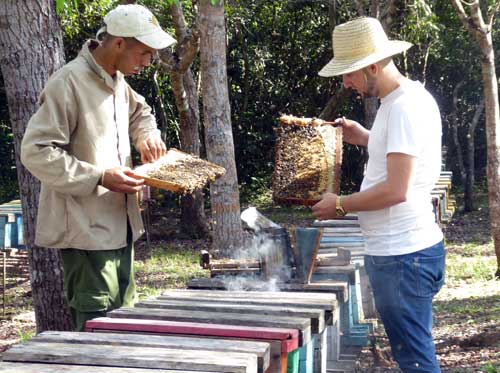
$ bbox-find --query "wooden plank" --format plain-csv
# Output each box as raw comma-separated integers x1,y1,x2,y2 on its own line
107,307,312,345
136,300,326,332
32,331,270,373
162,289,336,304
319,244,363,250
185,278,349,303
322,226,362,232
314,265,357,275
321,232,363,238
0,362,205,373
3,342,257,373
320,239,363,247
151,296,334,315
321,236,363,243
159,291,336,311
86,317,299,353
316,257,350,267
319,248,365,258
312,220,359,228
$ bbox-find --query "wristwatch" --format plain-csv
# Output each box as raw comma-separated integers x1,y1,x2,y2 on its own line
336,196,347,217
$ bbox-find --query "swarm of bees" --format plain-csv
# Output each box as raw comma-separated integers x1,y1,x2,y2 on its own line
147,158,224,193
272,114,342,205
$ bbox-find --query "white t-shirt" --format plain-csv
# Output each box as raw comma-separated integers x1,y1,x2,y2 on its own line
358,80,444,256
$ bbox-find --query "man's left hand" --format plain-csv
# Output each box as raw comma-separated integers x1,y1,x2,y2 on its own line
139,135,167,163
312,193,338,220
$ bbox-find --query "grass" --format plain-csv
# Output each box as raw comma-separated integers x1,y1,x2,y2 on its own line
480,363,500,373
445,244,498,282
17,329,33,343
134,243,208,301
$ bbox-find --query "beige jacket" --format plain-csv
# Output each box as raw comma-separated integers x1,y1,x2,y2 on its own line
21,40,161,250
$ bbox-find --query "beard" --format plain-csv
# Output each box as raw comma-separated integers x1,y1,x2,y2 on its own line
363,75,379,98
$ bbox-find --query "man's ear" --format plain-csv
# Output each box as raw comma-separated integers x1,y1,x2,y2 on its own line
367,63,378,76
112,37,126,52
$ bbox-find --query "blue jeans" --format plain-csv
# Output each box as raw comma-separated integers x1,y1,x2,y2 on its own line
365,241,445,372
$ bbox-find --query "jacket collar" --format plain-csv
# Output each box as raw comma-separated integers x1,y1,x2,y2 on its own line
79,40,124,91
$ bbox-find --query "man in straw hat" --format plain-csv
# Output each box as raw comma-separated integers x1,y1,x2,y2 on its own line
312,17,444,372
21,4,176,331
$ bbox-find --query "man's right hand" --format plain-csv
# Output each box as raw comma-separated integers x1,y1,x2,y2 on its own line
101,167,144,194
334,117,370,147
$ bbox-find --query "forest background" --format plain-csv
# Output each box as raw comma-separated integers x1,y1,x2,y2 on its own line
0,0,498,210
0,1,499,370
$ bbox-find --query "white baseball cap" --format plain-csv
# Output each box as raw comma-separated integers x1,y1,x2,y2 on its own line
96,4,176,50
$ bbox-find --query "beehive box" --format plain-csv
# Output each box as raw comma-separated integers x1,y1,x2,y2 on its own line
272,116,342,205
133,149,226,194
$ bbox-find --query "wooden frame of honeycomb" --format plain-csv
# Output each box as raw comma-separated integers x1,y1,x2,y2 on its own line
132,149,226,194
272,116,343,205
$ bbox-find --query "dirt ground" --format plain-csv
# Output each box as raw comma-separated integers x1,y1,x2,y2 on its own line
0,204,499,372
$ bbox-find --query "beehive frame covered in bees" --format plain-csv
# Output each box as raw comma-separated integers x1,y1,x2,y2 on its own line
133,149,225,194
272,115,343,205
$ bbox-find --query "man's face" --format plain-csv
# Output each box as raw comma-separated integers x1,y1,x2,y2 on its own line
342,67,379,98
116,38,156,76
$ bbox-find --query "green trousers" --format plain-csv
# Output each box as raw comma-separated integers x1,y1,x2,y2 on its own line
61,239,136,331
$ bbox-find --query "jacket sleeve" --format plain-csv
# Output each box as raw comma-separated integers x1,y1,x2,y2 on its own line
20,75,103,196
127,84,162,150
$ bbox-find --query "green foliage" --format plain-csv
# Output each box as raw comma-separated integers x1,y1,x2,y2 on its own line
1,0,498,208
226,1,346,194
0,121,18,204
18,329,34,342
480,363,500,373
59,0,115,45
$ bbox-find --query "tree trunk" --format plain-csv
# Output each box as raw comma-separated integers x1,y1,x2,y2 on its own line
177,70,208,238
464,100,484,212
169,3,208,238
199,0,243,256
328,0,336,33
0,0,73,331
450,81,467,190
479,38,500,278
450,0,500,277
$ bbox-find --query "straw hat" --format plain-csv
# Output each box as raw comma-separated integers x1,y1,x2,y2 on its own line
319,17,412,77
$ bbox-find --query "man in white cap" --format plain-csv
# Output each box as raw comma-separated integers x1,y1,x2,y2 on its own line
21,4,176,331
312,17,445,372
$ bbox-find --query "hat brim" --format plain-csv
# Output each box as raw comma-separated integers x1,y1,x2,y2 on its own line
318,40,412,77
136,29,177,50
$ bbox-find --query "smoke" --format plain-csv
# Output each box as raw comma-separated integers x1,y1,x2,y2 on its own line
219,219,293,291
221,274,281,292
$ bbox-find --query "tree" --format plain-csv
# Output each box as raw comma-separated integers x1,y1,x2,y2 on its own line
449,79,484,212
0,0,73,331
160,2,208,238
199,0,243,256
450,0,500,277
